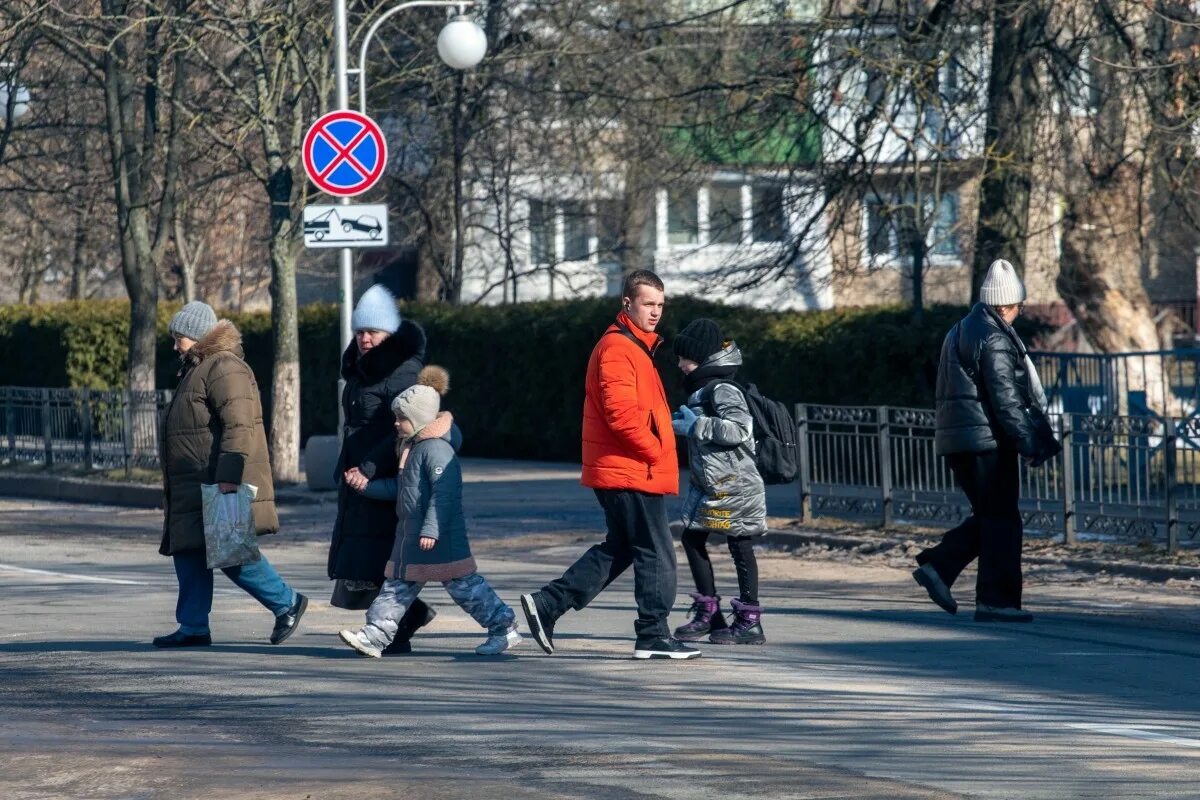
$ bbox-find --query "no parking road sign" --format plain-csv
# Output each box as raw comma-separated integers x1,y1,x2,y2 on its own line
303,110,388,197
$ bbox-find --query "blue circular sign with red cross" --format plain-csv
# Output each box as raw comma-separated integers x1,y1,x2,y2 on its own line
303,110,388,197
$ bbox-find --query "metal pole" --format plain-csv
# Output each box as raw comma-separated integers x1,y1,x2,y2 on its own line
335,0,353,439
878,405,893,528
1061,414,1076,544
356,1,476,114
1165,416,1179,554
795,403,811,523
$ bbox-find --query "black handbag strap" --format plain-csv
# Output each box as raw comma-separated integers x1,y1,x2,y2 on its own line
605,320,657,360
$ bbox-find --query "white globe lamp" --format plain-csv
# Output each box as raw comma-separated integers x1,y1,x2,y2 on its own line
437,16,487,70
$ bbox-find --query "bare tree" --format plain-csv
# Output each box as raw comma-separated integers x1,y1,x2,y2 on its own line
183,0,331,482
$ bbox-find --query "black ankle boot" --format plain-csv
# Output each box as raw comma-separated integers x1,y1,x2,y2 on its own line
709,599,765,645
384,599,437,654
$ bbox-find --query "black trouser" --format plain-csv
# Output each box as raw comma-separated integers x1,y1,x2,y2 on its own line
681,529,759,604
538,489,676,641
917,449,1024,608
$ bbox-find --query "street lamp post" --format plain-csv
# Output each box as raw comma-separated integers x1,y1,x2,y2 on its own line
331,0,485,361
321,0,484,463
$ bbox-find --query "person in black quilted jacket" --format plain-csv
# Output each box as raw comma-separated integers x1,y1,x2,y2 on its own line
912,260,1061,624
328,284,436,653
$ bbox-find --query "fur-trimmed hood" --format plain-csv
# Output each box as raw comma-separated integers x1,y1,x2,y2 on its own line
185,319,243,365
396,411,457,467
341,318,427,382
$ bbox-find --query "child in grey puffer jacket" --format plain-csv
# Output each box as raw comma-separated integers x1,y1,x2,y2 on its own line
339,377,521,657
670,319,767,646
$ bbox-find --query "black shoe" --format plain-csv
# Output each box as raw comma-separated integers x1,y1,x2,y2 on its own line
382,638,413,655
270,594,308,644
633,637,702,660
152,630,212,648
974,604,1033,623
913,563,958,615
391,598,438,645
521,592,555,655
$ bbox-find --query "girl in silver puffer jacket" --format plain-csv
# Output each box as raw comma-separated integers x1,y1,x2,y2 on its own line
670,319,768,645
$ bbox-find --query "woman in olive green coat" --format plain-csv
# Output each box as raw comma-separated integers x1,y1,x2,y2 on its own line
154,301,307,648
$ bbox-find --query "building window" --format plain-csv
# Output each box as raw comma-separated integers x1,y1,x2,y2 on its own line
864,191,960,261
529,199,552,265
561,201,590,261
865,196,892,257
708,183,744,245
667,189,698,246
751,183,786,243
1067,45,1103,114
929,194,959,256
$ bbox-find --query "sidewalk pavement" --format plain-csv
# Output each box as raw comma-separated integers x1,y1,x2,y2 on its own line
2,461,1198,584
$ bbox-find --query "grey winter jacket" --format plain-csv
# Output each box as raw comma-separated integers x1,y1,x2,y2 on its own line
379,412,476,583
679,344,768,538
934,303,1059,463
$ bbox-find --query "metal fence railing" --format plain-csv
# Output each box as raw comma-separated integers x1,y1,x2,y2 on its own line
796,404,1197,552
0,387,172,476
1030,349,1200,418
0,386,1191,551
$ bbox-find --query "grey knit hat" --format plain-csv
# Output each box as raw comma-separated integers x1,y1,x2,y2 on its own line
351,284,401,334
169,301,218,341
979,259,1026,306
391,384,440,430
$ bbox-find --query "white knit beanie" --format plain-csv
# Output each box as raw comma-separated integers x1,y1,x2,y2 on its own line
391,384,440,430
978,259,1026,306
351,284,401,334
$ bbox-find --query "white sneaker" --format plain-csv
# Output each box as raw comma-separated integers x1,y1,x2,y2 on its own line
339,629,383,658
475,628,522,655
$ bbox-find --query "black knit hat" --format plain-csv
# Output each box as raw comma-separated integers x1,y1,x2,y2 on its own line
673,318,723,364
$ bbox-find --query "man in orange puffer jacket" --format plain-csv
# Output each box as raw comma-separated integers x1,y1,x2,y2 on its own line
521,270,700,660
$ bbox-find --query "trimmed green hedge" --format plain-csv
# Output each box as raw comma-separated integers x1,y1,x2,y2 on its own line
0,298,1039,461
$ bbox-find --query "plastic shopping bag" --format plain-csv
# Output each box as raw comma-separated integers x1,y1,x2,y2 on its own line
201,482,261,570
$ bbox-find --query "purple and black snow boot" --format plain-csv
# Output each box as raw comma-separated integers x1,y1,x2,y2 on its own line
673,593,728,641
708,599,765,645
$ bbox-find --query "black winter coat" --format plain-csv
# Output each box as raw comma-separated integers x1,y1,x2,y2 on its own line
934,303,1058,463
327,319,426,580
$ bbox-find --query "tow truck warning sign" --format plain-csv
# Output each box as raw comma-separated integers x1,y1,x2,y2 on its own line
303,204,389,249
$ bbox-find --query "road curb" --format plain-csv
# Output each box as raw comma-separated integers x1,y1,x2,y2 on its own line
675,524,1200,585
0,472,336,509
0,474,163,509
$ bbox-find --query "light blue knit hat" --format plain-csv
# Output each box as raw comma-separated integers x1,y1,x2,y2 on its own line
351,284,401,334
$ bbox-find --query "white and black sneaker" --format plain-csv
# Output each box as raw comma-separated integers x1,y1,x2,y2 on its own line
521,592,555,655
633,637,702,660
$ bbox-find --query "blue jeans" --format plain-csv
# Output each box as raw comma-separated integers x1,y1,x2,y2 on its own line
173,550,297,635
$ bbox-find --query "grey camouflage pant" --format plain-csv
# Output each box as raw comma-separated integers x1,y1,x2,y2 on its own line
362,572,516,648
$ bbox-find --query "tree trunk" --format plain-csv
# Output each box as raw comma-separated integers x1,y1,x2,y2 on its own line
1055,3,1175,413
909,235,925,322
971,0,1046,299
69,201,88,300
267,166,301,484
100,7,159,398
620,160,656,278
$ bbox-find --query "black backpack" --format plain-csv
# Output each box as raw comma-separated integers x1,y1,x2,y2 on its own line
704,380,800,484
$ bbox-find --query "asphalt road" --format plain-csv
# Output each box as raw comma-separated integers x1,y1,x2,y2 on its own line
0,464,1198,799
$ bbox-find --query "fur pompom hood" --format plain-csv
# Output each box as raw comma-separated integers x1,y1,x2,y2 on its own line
417,365,450,396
